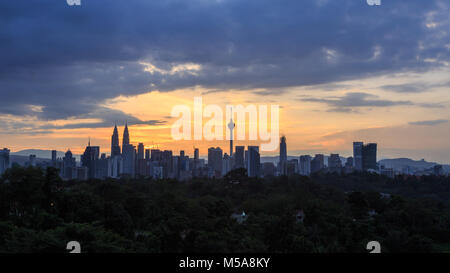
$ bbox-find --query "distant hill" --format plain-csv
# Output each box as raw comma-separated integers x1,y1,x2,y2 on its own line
11,149,80,160
261,155,347,166
11,149,65,159
378,158,450,173
9,155,51,166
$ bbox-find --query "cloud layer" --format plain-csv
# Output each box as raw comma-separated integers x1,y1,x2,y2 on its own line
0,0,449,130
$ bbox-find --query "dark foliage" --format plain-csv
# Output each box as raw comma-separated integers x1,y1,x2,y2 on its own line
0,166,449,253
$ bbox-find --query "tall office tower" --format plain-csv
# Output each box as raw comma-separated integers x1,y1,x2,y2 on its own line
345,157,353,167
108,155,123,178
122,122,130,147
180,150,185,157
208,147,223,177
227,114,235,157
362,143,377,170
222,153,231,176
63,149,76,179
287,159,298,176
137,144,147,177
310,154,325,173
280,136,287,162
137,143,144,160
194,148,199,160
111,124,121,156
161,150,173,178
51,150,57,164
353,142,363,171
247,146,260,177
234,146,245,169
328,154,342,173
279,136,288,176
244,150,248,170
145,149,150,160
299,155,311,176
81,142,100,179
96,153,109,179
344,157,354,174
0,148,10,175
122,144,136,178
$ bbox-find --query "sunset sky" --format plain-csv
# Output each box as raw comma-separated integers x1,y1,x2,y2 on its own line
0,0,449,163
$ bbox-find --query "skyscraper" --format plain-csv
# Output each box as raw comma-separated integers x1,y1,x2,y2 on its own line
227,114,235,157
311,154,324,173
328,154,342,173
299,155,311,176
280,136,287,162
247,146,260,177
137,143,144,160
208,147,223,177
81,142,100,179
122,122,130,147
63,149,76,179
122,144,136,177
279,136,287,175
354,142,377,171
194,148,199,160
353,142,363,171
51,150,57,163
234,146,245,169
0,148,10,175
362,143,377,171
111,123,121,156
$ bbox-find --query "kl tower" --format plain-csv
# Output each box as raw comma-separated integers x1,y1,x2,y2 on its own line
227,109,235,157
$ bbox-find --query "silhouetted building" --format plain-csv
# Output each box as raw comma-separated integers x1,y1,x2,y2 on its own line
362,143,377,171
111,124,121,157
122,144,136,178
287,159,298,176
311,154,324,173
247,146,260,177
96,153,109,179
122,122,130,147
208,147,223,178
81,142,100,179
299,155,311,176
63,150,76,179
137,143,144,160
353,142,363,171
222,153,231,176
108,155,123,178
0,148,10,175
279,136,287,175
328,154,342,174
234,146,245,169
344,157,354,174
51,150,57,166
380,165,394,178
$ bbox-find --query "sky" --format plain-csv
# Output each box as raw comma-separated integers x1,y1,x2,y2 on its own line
0,0,449,163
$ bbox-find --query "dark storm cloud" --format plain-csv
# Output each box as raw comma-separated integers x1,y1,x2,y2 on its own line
0,0,449,124
409,119,449,126
381,82,450,93
300,92,444,112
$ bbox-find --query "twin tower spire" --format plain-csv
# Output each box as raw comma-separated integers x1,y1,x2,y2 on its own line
111,122,129,157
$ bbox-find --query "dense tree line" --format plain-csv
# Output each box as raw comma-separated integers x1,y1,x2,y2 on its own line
0,166,449,253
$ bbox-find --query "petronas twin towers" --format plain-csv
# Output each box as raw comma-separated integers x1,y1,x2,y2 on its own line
111,122,130,157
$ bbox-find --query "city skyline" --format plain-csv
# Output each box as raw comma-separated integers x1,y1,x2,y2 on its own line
1,1,449,163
